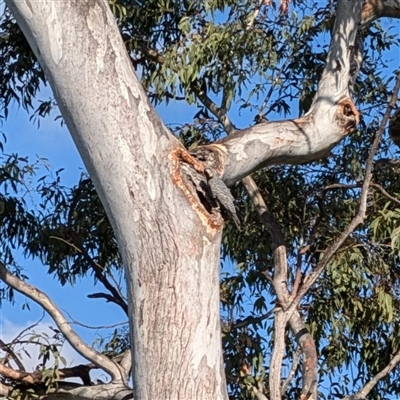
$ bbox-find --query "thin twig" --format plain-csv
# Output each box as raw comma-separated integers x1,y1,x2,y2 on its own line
49,236,128,314
269,310,289,400
62,308,128,330
323,183,360,191
232,307,281,329
370,182,400,207
291,265,302,298
1,313,45,371
246,3,260,30
137,43,236,133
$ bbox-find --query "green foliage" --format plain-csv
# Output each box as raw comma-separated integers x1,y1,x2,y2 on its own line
0,152,120,287
0,7,45,119
1,1,400,399
0,327,66,400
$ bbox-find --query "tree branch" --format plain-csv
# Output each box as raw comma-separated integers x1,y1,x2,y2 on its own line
253,384,270,400
191,79,236,134
0,339,25,371
0,262,126,384
137,43,236,134
0,363,96,386
114,349,132,378
50,236,128,314
187,45,319,397
0,364,42,385
4,380,132,400
231,308,280,329
370,182,400,207
341,347,400,400
243,174,318,399
63,308,128,330
361,0,400,24
269,310,287,400
281,346,301,393
286,71,400,317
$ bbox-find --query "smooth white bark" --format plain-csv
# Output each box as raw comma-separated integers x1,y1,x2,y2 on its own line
5,1,227,399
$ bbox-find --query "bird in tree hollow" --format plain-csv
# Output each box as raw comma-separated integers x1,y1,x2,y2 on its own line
204,168,241,229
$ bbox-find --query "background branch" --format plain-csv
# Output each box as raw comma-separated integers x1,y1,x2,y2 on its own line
286,71,400,316
50,236,128,314
0,262,126,384
341,348,400,400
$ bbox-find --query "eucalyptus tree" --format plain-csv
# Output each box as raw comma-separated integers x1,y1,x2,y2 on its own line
1,0,400,399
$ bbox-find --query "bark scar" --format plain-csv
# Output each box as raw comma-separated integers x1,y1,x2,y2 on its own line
168,147,223,231
336,97,360,132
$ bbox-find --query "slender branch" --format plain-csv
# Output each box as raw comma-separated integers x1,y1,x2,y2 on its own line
0,262,126,384
243,174,318,399
370,182,400,207
291,265,302,298
231,307,280,329
286,72,400,316
191,80,236,134
269,310,288,400
1,315,45,372
136,43,165,64
67,177,91,227
323,183,360,191
281,346,301,393
0,339,25,371
187,49,318,398
375,158,400,168
137,43,236,134
9,315,45,345
62,308,128,330
246,0,263,30
22,382,132,400
50,236,128,314
0,375,132,400
0,364,41,385
87,291,122,303
0,363,96,386
258,55,291,119
253,385,269,400
341,348,400,400
117,349,132,379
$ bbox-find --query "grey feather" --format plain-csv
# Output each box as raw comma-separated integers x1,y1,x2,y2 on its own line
204,168,241,229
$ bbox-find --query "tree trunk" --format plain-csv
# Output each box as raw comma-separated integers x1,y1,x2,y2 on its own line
4,1,228,398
